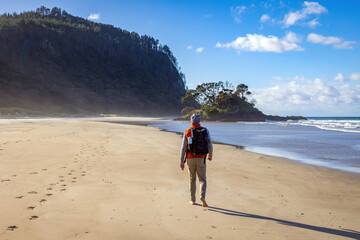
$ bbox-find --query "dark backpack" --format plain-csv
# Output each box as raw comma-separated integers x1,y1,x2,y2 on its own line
188,127,209,156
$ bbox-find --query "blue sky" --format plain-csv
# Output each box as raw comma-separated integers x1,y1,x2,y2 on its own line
1,0,360,116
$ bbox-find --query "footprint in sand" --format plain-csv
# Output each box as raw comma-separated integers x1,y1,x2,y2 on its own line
39,199,46,203
60,188,66,191
82,174,86,176
60,180,65,182
11,175,17,177
68,173,72,175
29,216,38,220
73,177,77,180
50,183,56,186
1,179,10,182
70,170,75,172
42,169,47,171
15,196,24,199
29,172,38,175
47,187,53,190
62,184,67,187
27,206,36,210
7,226,18,231
45,193,53,197
28,191,38,194
59,176,64,178
71,181,76,183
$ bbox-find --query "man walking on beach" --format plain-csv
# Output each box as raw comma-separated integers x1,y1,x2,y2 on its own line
180,114,213,207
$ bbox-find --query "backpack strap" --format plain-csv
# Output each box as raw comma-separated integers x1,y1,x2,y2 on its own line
190,127,195,137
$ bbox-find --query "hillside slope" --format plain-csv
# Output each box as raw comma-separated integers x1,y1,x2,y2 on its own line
0,7,186,115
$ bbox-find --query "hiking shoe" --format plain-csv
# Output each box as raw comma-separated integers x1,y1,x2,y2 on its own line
200,198,208,207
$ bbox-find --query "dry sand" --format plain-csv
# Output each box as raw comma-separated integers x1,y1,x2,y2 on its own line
0,118,359,240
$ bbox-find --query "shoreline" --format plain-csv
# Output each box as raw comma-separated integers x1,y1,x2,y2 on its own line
1,116,359,175
153,128,360,175
101,118,360,176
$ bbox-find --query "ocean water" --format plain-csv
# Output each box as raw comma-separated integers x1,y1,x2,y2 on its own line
150,117,360,174
1,116,359,174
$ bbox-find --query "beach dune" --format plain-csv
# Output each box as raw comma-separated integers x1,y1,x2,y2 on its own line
0,118,359,239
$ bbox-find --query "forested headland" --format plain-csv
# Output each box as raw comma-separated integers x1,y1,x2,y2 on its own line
0,6,186,116
179,81,306,122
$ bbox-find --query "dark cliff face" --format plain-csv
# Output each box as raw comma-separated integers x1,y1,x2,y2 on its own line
0,7,186,115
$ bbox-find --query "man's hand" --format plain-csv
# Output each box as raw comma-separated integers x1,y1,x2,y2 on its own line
207,157,212,161
180,162,185,170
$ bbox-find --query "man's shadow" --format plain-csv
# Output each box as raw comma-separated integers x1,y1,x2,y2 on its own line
194,204,360,239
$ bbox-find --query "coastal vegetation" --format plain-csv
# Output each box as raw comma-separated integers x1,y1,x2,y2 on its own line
181,81,257,117
180,81,306,122
0,6,186,115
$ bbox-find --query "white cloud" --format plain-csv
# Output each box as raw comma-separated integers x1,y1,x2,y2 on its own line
307,18,320,27
88,13,100,20
307,33,356,49
334,73,360,82
196,47,204,53
334,73,345,82
187,45,193,50
350,73,360,81
283,1,327,27
251,78,360,116
284,31,302,43
260,14,271,23
302,1,327,14
291,75,307,82
231,5,246,23
215,32,304,53
284,12,303,27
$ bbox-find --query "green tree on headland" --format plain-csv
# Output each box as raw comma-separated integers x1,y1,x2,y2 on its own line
181,81,259,119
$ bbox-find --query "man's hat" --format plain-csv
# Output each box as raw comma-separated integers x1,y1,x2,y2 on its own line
190,113,200,123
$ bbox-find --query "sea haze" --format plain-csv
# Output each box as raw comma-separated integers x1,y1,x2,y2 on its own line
150,117,360,174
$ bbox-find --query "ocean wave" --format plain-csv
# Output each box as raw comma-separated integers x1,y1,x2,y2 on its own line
245,118,360,133
295,119,360,133
352,145,360,152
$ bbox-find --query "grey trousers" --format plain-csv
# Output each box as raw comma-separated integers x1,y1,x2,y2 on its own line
187,157,207,202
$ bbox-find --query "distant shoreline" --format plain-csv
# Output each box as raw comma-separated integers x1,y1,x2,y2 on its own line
100,118,360,175
1,116,359,175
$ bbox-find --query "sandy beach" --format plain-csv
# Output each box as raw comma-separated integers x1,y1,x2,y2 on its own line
1,118,360,240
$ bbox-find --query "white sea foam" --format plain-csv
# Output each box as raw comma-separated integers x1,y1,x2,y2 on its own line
297,119,360,133
253,118,360,133
352,145,360,152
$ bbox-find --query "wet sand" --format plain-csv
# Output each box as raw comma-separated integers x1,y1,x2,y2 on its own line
1,118,360,239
